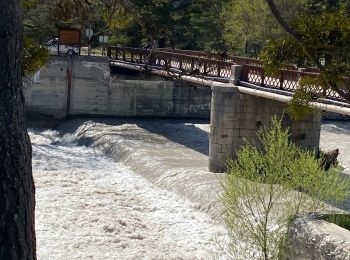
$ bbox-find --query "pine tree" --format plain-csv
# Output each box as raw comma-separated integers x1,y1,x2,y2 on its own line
0,1,36,259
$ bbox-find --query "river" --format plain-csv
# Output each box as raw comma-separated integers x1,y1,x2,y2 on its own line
31,119,350,259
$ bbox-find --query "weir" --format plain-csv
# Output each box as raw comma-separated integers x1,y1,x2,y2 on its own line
25,55,324,173
24,54,350,260
24,56,211,119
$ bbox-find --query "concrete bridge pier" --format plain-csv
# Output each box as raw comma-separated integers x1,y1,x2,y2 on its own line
209,84,322,173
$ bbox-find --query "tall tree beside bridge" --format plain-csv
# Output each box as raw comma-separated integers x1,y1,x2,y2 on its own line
263,0,350,104
222,0,302,56
0,0,36,259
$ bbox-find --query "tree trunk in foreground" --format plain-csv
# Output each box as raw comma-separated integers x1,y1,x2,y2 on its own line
0,1,36,259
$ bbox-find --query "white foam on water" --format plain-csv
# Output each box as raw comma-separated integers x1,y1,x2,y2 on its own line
30,119,350,259
30,129,229,260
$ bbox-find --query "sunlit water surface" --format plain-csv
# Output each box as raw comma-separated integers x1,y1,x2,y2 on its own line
31,119,350,259
30,129,229,260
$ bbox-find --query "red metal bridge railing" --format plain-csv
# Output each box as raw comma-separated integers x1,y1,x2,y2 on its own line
152,51,235,78
240,65,348,103
108,46,236,78
107,46,349,104
107,47,148,63
158,48,263,66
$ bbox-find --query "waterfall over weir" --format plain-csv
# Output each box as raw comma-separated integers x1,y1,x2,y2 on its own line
57,119,226,221
55,119,350,216
30,125,230,259
30,118,350,259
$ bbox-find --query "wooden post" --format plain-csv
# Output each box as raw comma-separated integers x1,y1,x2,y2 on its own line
66,57,73,118
107,46,111,58
280,71,284,90
217,63,222,77
261,69,265,87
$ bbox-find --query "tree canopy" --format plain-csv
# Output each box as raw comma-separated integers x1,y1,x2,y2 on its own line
222,0,302,56
262,0,350,106
23,0,231,51
23,0,49,75
23,0,350,105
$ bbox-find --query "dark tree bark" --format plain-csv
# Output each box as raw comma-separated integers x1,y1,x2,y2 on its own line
0,1,36,259
264,0,325,70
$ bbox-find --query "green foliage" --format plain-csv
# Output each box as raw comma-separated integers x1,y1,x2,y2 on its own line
259,38,308,74
24,11,56,44
22,0,50,75
293,5,350,73
104,8,133,30
287,88,314,121
261,0,350,108
23,0,298,54
23,0,38,10
23,36,49,75
222,116,350,259
120,0,229,51
260,1,350,118
50,0,92,22
286,76,327,120
322,214,350,231
222,0,302,56
187,0,230,51
50,0,228,51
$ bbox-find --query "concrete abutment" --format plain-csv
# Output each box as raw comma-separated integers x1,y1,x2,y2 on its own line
24,56,211,120
209,84,322,173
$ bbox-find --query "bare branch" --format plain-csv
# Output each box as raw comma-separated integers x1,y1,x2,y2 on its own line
265,0,350,102
264,0,301,43
119,0,156,41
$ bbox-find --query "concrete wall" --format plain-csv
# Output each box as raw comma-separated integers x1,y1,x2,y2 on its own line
24,56,211,119
209,84,322,172
287,216,350,260
24,57,68,118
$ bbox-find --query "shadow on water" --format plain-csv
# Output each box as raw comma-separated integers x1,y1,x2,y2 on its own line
58,118,210,156
135,120,209,156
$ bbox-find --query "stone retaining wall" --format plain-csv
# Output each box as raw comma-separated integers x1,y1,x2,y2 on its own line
24,56,211,119
288,216,350,260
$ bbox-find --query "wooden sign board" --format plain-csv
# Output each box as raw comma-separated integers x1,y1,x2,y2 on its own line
58,28,81,45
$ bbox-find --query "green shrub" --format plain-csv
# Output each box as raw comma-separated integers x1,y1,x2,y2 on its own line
23,35,49,75
222,116,350,260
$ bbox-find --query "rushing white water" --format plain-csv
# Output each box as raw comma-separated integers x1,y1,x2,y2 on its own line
31,119,350,259
58,119,226,221
30,129,229,260
55,119,350,218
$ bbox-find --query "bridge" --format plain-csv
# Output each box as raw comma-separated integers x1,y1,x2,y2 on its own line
24,48,350,172
107,46,350,108
107,47,350,172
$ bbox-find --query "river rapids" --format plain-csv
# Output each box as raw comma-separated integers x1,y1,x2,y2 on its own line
30,119,350,259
